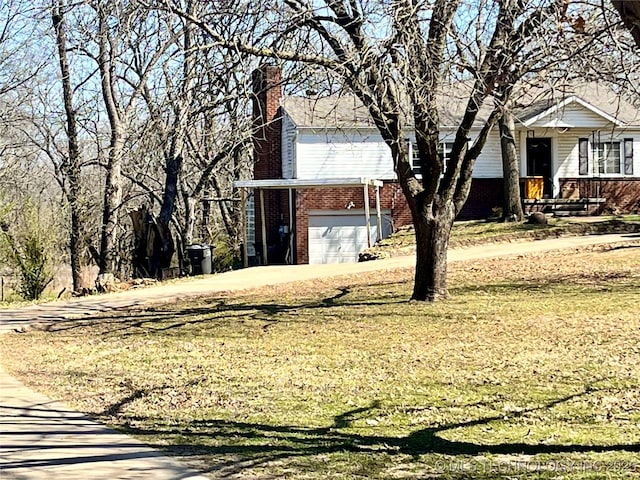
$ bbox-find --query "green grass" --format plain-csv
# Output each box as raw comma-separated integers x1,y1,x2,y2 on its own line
1,244,640,478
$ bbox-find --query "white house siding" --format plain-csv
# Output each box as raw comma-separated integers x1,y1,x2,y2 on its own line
473,132,503,178
555,128,640,178
556,129,593,178
281,113,297,179
534,103,611,128
295,129,395,179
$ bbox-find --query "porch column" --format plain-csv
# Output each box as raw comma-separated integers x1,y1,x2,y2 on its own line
288,188,294,264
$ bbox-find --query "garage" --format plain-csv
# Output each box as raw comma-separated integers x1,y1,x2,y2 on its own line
308,210,392,264
233,178,385,267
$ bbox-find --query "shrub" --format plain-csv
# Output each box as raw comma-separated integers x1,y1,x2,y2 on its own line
211,236,235,273
0,202,58,301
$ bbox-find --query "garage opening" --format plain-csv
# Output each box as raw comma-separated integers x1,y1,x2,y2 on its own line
308,210,392,264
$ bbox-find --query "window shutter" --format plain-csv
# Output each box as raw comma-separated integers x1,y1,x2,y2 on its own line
578,138,589,175
624,138,634,175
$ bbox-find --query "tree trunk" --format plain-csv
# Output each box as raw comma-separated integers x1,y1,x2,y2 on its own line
499,108,524,222
411,203,455,301
96,2,124,276
52,2,83,292
394,142,457,302
183,194,197,246
612,1,640,48
98,131,124,275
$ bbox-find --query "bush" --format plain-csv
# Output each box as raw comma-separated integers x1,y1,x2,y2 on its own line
0,202,58,301
211,236,236,273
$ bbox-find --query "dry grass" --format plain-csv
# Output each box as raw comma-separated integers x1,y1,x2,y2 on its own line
1,243,640,479
365,216,640,258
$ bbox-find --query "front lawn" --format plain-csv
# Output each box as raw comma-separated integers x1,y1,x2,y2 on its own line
363,216,640,259
1,243,639,479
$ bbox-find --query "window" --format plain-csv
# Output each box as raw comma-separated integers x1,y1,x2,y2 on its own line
411,141,454,175
594,141,621,175
579,137,634,176
578,138,589,175
624,138,634,175
245,195,255,256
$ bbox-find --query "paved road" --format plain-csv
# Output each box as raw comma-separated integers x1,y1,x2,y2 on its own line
0,232,638,479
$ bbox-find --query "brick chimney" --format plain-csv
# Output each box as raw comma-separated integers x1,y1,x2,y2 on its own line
251,65,288,263
252,65,282,180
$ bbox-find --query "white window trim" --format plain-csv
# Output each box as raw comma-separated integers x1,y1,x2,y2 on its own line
410,141,455,177
592,140,623,177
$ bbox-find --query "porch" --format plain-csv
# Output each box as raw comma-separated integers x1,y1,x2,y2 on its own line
523,197,607,216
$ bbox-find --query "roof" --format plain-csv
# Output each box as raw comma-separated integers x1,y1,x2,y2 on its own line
281,82,640,130
282,82,493,129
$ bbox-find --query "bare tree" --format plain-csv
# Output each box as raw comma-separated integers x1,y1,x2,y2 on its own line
157,0,575,300
126,3,254,274
612,1,640,48
51,0,83,291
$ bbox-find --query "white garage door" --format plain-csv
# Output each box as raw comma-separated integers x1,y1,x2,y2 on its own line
308,210,392,264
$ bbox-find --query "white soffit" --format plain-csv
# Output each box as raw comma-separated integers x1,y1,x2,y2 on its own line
234,177,384,189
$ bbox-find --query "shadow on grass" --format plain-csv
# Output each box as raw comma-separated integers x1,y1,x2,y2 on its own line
41,279,410,337
37,264,639,339
452,268,639,296
107,389,639,478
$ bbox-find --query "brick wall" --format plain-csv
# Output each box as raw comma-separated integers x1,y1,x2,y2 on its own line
560,178,640,213
294,182,412,264
458,178,505,220
252,65,288,261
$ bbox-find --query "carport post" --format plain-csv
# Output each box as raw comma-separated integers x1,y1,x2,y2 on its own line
259,189,268,265
363,183,372,247
288,188,294,264
240,187,248,268
375,184,382,241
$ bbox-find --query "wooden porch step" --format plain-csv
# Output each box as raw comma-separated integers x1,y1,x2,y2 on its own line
523,198,606,216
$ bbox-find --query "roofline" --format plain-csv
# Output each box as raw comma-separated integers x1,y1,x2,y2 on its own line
521,95,624,128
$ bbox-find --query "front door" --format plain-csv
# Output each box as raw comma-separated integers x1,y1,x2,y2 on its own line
526,137,553,198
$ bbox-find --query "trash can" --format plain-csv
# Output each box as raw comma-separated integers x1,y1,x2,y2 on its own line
186,244,212,275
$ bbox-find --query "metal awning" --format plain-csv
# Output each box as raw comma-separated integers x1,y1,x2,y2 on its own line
234,177,384,189
233,177,385,267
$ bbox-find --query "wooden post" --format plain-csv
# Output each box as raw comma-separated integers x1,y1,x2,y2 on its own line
240,188,248,268
288,188,294,264
363,183,372,248
259,189,268,265
375,184,382,241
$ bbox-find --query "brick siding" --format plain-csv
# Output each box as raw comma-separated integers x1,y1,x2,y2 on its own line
560,178,640,214
252,66,289,261
293,183,411,264
458,178,505,220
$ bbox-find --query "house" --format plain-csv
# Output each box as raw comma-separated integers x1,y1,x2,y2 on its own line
235,66,640,265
